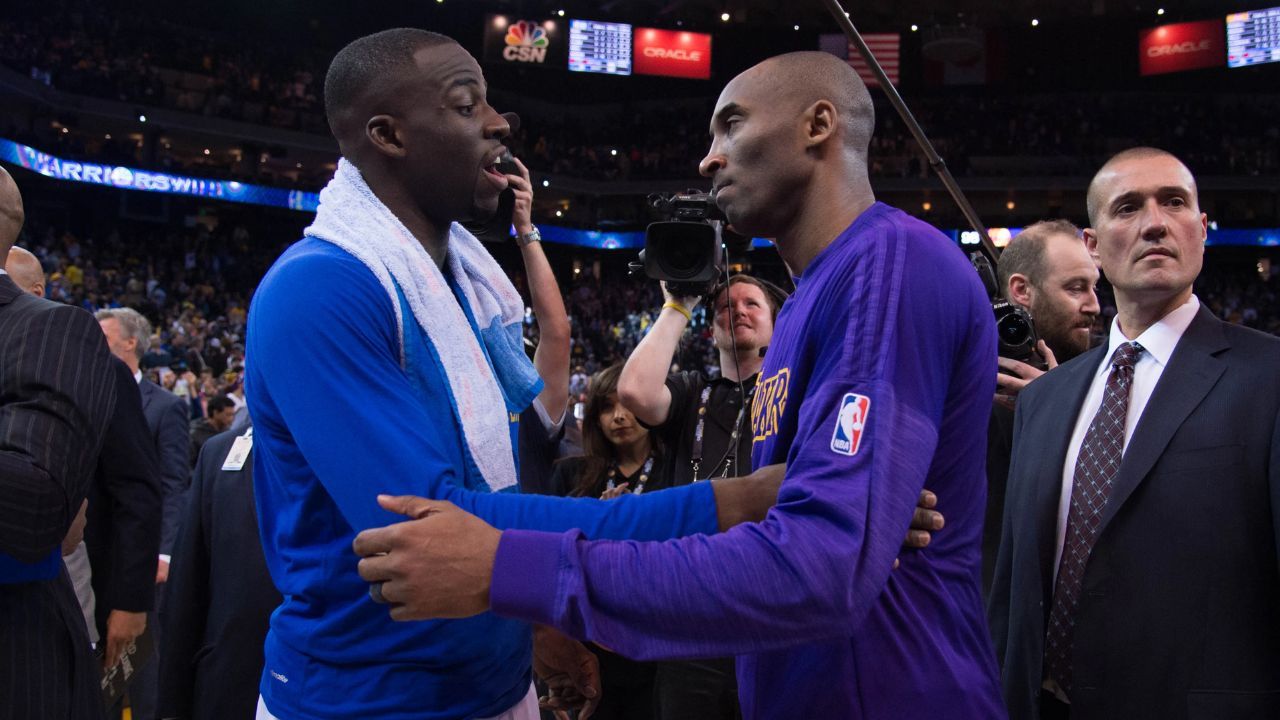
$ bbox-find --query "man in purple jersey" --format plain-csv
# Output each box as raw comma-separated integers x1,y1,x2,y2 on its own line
353,51,1007,719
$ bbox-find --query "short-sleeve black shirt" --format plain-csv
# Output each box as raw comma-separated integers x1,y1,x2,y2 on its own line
647,371,758,486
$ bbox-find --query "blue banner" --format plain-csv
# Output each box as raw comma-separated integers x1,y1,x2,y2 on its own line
3,138,1277,249
0,138,319,212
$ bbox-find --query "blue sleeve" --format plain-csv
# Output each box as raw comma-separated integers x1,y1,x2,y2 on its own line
489,239,959,659
248,247,716,541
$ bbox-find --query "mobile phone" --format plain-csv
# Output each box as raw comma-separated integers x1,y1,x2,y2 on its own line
495,150,519,176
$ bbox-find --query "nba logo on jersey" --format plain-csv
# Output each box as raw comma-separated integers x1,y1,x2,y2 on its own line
830,393,871,456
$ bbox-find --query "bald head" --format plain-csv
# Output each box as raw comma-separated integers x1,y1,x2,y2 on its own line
5,246,44,297
324,28,456,150
738,51,875,157
1086,147,1196,226
0,166,25,263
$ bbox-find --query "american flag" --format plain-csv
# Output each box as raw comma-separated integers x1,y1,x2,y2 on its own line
847,33,899,87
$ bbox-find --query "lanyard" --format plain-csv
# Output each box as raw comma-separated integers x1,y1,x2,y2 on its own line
607,455,655,495
690,382,754,481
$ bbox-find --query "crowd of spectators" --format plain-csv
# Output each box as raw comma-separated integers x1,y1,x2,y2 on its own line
4,0,1278,186
15,206,1279,425
15,213,275,419
1,3,330,134
12,205,731,414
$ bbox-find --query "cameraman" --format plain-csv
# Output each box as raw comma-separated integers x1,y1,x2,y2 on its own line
618,274,784,720
984,219,1099,594
620,275,784,484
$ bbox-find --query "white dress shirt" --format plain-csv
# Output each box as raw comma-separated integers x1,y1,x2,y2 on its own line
1052,295,1201,577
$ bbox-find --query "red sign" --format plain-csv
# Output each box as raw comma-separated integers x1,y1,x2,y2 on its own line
633,28,712,79
1138,19,1223,76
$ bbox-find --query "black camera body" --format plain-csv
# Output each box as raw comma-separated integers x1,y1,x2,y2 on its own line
969,251,1039,361
637,191,728,298
992,299,1039,362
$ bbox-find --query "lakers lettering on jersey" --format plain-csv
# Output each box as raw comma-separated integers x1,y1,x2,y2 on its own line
751,368,790,444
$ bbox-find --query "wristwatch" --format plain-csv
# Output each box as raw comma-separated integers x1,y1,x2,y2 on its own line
516,226,542,247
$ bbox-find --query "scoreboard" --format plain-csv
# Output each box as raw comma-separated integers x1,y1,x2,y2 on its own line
1228,7,1280,68
568,19,632,75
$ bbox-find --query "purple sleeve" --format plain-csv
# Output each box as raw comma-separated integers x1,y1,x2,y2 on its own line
490,375,942,659
489,221,974,659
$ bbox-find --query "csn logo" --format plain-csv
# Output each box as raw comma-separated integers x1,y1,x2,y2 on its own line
503,21,550,63
642,47,703,62
1147,40,1211,56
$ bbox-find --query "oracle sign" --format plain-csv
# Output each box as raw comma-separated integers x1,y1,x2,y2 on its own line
1138,19,1224,75
633,28,712,79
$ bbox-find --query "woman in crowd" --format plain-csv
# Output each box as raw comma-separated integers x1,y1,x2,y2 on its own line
549,363,671,719
550,363,671,501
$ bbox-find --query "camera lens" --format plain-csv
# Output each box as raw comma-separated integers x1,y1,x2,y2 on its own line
998,312,1031,345
661,239,707,278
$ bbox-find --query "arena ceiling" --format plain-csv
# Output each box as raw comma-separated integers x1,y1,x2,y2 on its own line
512,0,1251,31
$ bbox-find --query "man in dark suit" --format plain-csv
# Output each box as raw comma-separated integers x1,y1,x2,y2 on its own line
95,307,189,720
4,243,164,682
85,358,163,676
0,165,118,720
989,147,1280,720
158,423,282,720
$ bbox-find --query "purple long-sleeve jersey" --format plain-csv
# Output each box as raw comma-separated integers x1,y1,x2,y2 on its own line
492,203,1008,719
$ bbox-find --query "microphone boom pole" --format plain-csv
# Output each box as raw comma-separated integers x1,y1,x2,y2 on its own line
816,0,1001,267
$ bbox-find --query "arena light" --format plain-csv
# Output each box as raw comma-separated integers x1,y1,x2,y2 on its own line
720,12,730,22
138,114,147,123
1031,18,1040,27
1157,8,1165,15
910,24,919,32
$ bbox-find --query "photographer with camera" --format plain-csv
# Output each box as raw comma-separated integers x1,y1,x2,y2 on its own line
992,220,1101,412
619,275,785,486
983,220,1099,595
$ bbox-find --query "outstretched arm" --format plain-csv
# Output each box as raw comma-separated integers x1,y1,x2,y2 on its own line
616,283,701,426
248,250,719,545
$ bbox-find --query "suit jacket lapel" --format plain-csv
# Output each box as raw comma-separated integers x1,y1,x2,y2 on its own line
1033,345,1107,598
138,377,156,413
0,274,23,307
1099,307,1228,533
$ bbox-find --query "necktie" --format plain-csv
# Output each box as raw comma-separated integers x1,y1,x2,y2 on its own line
1044,341,1144,697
